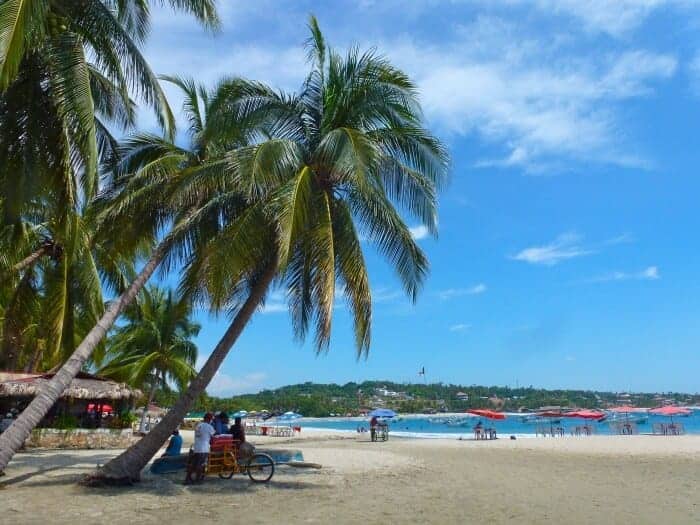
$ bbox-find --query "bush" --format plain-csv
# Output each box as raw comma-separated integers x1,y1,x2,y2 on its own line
53,414,78,429
119,411,138,426
107,411,138,429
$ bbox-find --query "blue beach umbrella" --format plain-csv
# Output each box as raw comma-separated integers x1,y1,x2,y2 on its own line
277,411,303,421
231,410,248,418
369,409,396,418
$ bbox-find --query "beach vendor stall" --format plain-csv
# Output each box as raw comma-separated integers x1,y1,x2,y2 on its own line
369,409,395,441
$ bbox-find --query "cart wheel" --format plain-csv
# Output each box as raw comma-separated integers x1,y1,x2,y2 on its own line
217,452,236,479
218,468,235,479
246,453,274,483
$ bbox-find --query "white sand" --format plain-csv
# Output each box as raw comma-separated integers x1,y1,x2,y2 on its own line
2,433,699,524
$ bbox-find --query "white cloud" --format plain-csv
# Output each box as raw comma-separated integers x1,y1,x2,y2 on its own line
527,0,676,37
373,287,403,303
449,323,470,332
512,232,592,265
259,290,287,314
385,22,677,172
587,265,660,283
641,266,660,279
260,302,287,314
207,371,268,396
409,225,430,240
438,283,487,300
140,3,681,171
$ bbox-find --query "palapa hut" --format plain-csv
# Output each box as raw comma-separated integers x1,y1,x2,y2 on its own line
0,371,141,429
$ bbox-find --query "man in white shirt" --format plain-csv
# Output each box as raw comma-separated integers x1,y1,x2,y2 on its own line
185,412,216,484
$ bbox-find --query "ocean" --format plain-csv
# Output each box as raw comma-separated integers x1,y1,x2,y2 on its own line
297,410,700,438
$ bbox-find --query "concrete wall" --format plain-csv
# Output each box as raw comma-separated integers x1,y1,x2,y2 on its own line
25,428,139,449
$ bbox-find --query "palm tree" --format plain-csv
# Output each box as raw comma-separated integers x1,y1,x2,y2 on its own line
91,16,449,483
0,70,256,471
0,0,219,472
98,286,199,432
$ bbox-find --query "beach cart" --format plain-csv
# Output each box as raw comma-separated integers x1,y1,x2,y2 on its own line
205,436,275,483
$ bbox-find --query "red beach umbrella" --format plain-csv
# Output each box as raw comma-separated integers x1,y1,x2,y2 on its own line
465,409,506,420
563,409,606,420
649,406,691,416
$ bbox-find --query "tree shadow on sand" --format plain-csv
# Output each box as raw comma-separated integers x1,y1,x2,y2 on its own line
1,451,122,488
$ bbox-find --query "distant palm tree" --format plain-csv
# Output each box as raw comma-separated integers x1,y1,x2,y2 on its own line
98,286,199,432
0,0,219,472
92,16,449,482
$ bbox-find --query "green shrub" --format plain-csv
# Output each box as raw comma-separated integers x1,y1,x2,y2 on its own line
53,414,78,429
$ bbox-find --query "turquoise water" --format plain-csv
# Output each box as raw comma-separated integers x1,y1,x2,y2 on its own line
300,411,700,438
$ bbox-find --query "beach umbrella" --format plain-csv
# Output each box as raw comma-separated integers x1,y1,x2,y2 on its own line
231,410,248,419
609,406,645,413
465,409,506,420
649,406,691,417
369,408,396,418
609,406,648,424
534,410,566,435
649,406,691,431
562,409,606,421
277,411,303,421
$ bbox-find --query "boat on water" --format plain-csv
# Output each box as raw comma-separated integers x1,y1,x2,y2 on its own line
427,416,474,427
605,414,648,425
519,414,561,424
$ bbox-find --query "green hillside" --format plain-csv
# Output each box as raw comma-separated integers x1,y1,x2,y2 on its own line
155,381,699,418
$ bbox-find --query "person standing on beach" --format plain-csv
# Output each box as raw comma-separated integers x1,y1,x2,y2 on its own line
370,416,378,442
213,412,229,435
229,417,246,442
185,412,216,484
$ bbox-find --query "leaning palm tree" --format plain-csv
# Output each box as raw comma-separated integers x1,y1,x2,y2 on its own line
98,286,199,432
91,16,449,483
0,70,257,471
0,0,219,472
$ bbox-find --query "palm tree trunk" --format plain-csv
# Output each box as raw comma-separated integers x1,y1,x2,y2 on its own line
12,246,48,273
0,244,167,473
87,259,277,484
138,383,158,434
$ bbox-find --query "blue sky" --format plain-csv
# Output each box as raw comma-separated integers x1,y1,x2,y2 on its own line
138,1,700,395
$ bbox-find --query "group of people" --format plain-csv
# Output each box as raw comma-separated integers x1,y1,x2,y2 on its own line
184,411,249,485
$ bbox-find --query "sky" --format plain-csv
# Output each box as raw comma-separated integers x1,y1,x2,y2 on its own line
137,0,700,395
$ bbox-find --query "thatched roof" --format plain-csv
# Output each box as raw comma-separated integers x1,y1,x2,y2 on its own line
0,371,142,400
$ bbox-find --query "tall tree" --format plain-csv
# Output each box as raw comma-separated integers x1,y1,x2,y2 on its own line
0,0,219,472
98,286,199,432
91,15,449,483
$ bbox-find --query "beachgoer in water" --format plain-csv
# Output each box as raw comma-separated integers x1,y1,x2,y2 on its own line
162,429,183,457
185,412,215,484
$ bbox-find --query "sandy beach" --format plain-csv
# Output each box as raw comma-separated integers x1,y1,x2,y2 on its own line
2,431,699,524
